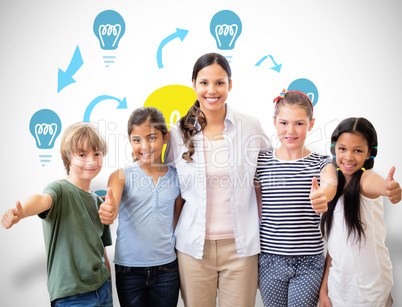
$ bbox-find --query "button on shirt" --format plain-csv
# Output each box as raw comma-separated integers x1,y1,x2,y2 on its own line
165,104,271,259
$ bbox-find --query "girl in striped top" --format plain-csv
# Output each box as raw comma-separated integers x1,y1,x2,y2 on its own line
255,90,337,307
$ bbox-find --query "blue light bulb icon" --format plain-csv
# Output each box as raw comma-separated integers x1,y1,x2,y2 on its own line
288,78,319,107
93,10,125,50
210,10,242,51
93,10,126,67
29,109,62,166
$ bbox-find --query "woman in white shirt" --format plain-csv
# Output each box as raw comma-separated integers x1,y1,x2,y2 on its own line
165,53,271,307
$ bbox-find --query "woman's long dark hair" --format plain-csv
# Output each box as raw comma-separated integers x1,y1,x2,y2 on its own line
179,53,232,162
321,117,378,244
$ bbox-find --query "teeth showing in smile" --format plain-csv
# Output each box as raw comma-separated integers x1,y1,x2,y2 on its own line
342,163,355,168
141,152,152,158
206,97,218,102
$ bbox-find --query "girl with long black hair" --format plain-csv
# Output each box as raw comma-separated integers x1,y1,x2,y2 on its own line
319,117,401,306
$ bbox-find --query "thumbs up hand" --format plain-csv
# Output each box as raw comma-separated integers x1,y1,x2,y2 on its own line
1,201,24,229
310,177,328,214
99,188,117,225
385,167,401,204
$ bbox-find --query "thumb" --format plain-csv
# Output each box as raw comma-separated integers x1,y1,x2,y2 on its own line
311,177,319,192
105,187,114,204
386,166,396,183
15,201,23,216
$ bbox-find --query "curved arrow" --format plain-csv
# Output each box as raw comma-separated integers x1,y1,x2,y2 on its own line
268,55,282,73
83,95,127,122
57,45,84,93
255,56,268,66
255,54,282,73
157,28,189,69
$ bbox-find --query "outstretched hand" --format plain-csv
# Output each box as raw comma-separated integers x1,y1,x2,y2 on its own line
1,201,24,229
385,167,401,204
319,294,332,307
310,177,328,214
98,188,117,225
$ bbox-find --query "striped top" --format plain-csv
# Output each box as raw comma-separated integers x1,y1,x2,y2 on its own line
255,150,331,256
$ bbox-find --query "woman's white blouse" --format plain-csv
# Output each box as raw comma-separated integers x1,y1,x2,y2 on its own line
165,104,271,259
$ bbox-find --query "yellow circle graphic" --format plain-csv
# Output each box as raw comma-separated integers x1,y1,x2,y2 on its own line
143,84,196,130
143,84,196,161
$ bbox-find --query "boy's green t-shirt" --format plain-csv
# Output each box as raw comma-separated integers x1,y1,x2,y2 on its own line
40,179,112,302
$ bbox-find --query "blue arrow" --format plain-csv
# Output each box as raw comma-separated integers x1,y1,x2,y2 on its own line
255,54,282,73
57,45,84,93
268,55,282,73
255,56,268,66
83,95,127,122
157,28,189,69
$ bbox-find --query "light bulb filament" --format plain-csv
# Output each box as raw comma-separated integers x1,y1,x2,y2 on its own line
34,123,58,146
308,93,315,104
98,24,122,48
215,24,238,48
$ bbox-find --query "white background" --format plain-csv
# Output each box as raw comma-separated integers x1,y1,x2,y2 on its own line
1,0,401,306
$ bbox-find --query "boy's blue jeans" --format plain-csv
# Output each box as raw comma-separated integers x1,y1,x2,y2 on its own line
51,278,112,307
115,258,180,307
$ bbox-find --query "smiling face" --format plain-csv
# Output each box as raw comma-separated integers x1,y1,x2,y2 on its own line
273,103,315,155
192,63,232,116
335,132,370,183
68,142,104,191
130,121,169,167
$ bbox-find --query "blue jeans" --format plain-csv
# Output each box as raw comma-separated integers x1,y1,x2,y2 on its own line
259,253,325,307
51,278,112,307
115,259,180,307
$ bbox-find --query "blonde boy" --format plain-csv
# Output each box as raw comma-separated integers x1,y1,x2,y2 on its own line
1,122,113,306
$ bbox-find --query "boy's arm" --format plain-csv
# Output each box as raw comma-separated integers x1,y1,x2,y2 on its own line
99,169,125,225
310,164,338,214
361,167,401,204
1,194,52,229
319,251,332,307
173,195,185,231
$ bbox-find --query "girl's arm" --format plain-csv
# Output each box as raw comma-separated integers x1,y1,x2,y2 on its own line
310,164,338,213
361,167,401,204
103,247,111,273
103,247,112,284
173,195,185,231
98,169,126,225
254,181,263,222
319,251,333,307
320,164,338,201
1,194,53,229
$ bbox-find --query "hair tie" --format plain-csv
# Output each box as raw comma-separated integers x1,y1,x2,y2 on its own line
273,89,314,111
336,168,340,171
332,155,336,158
373,146,378,149
273,89,287,105
330,144,335,147
370,156,375,159
361,167,366,172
